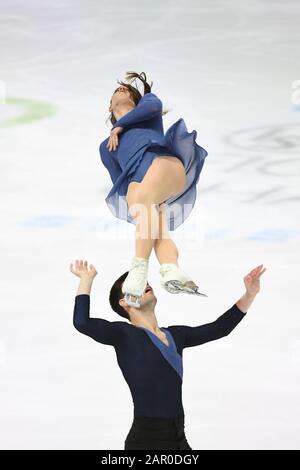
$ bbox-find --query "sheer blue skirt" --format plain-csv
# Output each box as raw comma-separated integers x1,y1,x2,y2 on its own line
103,118,208,231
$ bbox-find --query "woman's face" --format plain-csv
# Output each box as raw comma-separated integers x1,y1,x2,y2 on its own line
109,85,134,113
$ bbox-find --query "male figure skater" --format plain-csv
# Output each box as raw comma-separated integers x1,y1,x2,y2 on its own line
70,259,266,450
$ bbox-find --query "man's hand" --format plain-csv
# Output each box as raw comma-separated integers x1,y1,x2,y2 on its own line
243,264,267,295
70,259,98,296
106,126,123,152
235,264,267,313
70,259,97,280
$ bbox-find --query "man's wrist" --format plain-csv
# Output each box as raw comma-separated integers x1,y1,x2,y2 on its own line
245,290,257,299
245,289,257,297
236,290,257,313
77,276,94,295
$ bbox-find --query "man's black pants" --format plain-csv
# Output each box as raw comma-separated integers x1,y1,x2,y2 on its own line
124,415,192,450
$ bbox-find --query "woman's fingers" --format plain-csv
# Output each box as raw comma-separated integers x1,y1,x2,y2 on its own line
110,136,118,151
106,134,118,151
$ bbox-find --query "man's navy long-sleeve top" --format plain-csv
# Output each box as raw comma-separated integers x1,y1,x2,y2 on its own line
73,294,247,418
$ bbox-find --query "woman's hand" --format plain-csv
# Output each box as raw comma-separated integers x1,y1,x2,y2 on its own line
243,264,267,295
106,126,123,152
70,259,98,280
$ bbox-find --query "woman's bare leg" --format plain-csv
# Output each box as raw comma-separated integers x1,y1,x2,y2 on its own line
154,205,179,266
133,198,160,259
126,156,186,260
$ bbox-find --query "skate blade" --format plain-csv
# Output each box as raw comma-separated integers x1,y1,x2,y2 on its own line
124,293,142,308
165,280,208,297
162,282,181,294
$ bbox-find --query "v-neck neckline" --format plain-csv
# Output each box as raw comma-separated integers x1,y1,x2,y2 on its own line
131,324,170,348
130,324,183,380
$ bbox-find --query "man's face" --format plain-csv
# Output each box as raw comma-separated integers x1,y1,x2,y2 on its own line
143,282,155,299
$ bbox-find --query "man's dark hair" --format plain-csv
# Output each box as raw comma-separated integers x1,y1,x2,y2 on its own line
109,271,130,321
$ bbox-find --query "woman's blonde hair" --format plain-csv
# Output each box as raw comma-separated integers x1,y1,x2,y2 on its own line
106,71,169,126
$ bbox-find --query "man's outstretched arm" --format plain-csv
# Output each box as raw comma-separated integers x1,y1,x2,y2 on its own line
182,264,267,348
70,259,121,346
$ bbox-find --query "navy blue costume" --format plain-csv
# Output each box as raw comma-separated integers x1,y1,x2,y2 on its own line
73,294,247,419
99,92,208,230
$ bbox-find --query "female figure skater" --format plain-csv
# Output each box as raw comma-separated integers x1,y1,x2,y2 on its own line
99,71,208,308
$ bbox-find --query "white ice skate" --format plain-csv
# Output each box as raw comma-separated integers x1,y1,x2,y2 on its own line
159,263,208,297
122,256,149,308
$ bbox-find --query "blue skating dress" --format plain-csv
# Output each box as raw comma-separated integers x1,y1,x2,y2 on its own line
99,92,208,231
